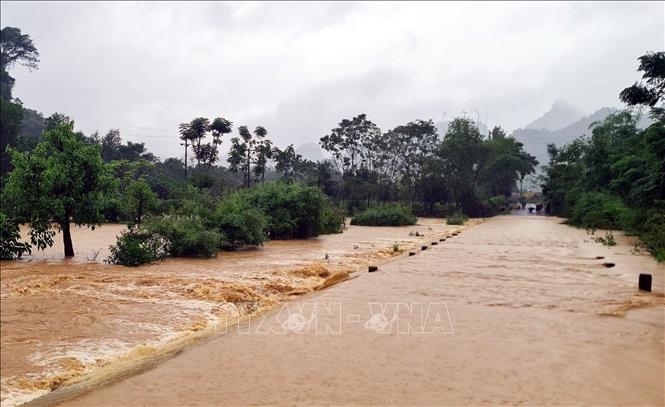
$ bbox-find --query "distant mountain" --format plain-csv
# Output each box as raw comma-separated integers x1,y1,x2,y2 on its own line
296,142,324,162
513,107,617,170
525,100,584,131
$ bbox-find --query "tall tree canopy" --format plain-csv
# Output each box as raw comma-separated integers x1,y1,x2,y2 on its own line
438,117,485,211
620,51,664,119
179,117,232,178
0,27,40,178
228,125,269,187
1,26,40,100
4,122,111,257
320,114,381,175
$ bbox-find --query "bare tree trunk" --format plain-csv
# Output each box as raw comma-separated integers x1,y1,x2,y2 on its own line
62,219,74,257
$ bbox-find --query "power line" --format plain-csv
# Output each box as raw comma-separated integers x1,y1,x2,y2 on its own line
73,116,175,133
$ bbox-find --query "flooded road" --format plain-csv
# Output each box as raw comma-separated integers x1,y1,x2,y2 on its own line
0,219,458,407
55,216,664,406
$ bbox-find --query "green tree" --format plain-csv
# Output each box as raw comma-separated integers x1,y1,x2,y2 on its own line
4,122,110,257
378,120,439,203
1,26,39,100
272,144,297,180
228,125,269,187
319,113,381,175
480,126,537,198
126,179,158,224
1,27,40,178
179,117,232,179
0,98,23,177
100,129,156,162
620,51,664,119
199,117,232,173
253,138,273,183
438,117,484,212
0,211,31,259
179,117,210,172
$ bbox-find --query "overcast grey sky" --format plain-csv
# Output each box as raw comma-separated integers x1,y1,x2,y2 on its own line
1,1,663,160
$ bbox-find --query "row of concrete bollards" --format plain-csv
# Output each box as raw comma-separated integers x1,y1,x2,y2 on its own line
369,230,462,272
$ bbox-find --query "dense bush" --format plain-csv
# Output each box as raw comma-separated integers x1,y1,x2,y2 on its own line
144,216,222,257
641,212,665,262
446,211,469,225
350,203,417,226
568,192,630,230
0,212,31,260
320,203,346,234
212,194,268,249
239,181,343,238
106,227,166,266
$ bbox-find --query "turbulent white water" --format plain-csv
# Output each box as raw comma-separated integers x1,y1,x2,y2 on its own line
1,220,457,407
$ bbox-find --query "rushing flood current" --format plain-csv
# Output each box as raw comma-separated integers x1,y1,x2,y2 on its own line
0,219,459,407
49,216,665,406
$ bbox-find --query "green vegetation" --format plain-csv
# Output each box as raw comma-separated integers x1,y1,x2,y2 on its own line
319,203,346,235
106,182,342,265
0,212,31,259
4,122,111,257
106,227,166,266
319,114,537,217
126,179,158,224
446,212,469,225
568,192,630,230
239,181,344,238
350,204,417,226
143,216,222,258
543,52,664,261
641,213,665,262
212,193,268,249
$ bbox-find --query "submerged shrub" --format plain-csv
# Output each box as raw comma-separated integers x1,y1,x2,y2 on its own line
446,211,469,225
350,203,417,226
320,203,346,234
238,181,342,239
144,216,222,257
106,227,166,266
0,212,31,260
213,194,268,249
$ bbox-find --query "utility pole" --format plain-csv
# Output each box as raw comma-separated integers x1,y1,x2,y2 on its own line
181,140,188,179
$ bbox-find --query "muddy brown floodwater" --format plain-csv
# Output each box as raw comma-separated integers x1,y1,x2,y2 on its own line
54,216,664,406
0,219,460,407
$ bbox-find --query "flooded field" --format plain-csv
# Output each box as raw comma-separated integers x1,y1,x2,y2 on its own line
0,219,461,407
